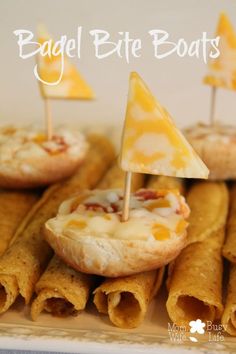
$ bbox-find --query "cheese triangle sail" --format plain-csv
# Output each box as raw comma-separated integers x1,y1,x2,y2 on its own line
37,25,94,99
119,72,209,178
204,13,236,90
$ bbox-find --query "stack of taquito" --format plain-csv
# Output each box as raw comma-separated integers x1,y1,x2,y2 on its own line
0,135,115,314
0,190,39,256
166,182,229,326
31,167,181,327
222,184,236,335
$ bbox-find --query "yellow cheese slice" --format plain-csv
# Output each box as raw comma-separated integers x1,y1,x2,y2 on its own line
204,13,236,90
119,72,209,178
37,25,94,99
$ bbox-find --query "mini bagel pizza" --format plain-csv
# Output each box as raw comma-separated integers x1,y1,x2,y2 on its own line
184,123,236,180
0,125,88,188
44,188,190,277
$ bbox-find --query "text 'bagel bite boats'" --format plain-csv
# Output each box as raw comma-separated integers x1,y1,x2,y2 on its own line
44,72,209,277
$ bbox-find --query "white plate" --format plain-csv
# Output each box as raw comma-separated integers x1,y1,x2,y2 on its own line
0,287,235,354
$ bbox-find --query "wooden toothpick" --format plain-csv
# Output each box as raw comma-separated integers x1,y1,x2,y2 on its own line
44,98,53,140
209,86,217,125
122,171,132,222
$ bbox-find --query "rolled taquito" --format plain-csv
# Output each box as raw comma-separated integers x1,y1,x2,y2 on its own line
185,182,228,246
31,162,144,320
94,267,164,329
93,176,166,329
0,135,115,314
0,190,39,255
148,175,185,195
221,264,236,336
166,182,228,327
223,184,236,263
221,184,236,335
31,256,94,319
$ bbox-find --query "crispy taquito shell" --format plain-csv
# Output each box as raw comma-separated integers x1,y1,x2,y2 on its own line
94,267,164,329
221,184,236,335
148,176,185,195
0,190,39,255
31,256,95,320
0,135,114,314
185,182,228,246
221,264,236,336
223,184,236,263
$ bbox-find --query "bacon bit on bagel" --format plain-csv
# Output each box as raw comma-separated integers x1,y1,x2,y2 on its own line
135,189,158,201
84,202,118,213
42,135,69,155
84,203,108,212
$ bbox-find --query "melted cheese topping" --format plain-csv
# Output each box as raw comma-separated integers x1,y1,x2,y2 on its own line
0,125,88,163
50,188,190,242
119,72,209,179
38,26,94,99
204,13,236,90
184,122,236,144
